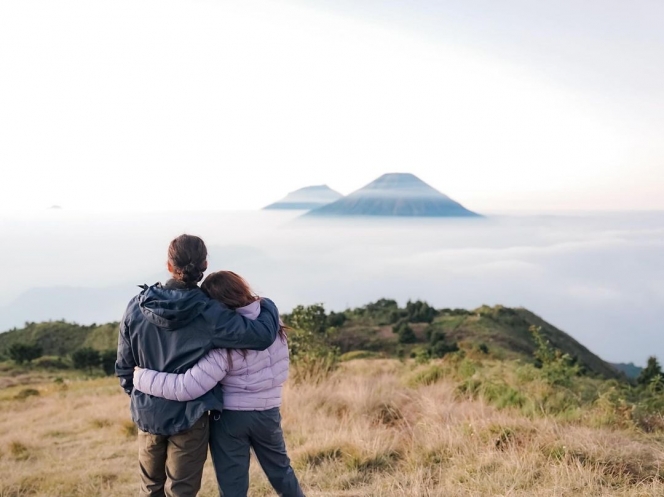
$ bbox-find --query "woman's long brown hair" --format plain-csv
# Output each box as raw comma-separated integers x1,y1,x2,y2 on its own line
201,270,259,310
201,271,287,366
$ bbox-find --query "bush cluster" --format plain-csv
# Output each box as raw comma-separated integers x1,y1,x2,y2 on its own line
283,304,340,383
427,329,459,358
8,343,43,364
392,322,417,344
71,348,116,375
530,325,580,387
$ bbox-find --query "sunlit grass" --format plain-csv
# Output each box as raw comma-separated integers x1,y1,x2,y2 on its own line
1,359,663,496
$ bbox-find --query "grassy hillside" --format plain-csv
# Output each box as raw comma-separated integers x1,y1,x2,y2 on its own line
1,359,663,496
322,301,623,380
0,300,623,382
1,297,663,495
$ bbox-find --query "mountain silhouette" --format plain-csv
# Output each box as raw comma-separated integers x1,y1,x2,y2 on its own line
263,185,343,210
305,173,479,217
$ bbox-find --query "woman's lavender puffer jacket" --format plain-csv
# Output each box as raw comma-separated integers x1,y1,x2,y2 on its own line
133,300,289,411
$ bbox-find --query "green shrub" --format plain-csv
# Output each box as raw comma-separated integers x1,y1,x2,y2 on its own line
410,365,446,386
8,343,43,364
388,310,405,324
287,312,339,383
290,346,337,384
457,377,527,410
637,356,663,389
427,329,458,358
411,346,431,364
393,322,416,344
349,299,401,325
327,311,347,328
488,384,527,409
72,347,101,372
531,326,579,387
457,358,477,379
283,304,328,334
100,350,117,376
405,300,437,323
631,378,664,431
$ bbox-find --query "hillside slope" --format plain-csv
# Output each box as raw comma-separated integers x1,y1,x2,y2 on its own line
327,302,623,381
0,301,621,381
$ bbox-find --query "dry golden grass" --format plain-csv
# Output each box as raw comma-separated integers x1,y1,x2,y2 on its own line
1,360,663,496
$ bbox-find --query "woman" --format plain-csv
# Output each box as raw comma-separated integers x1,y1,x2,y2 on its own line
133,271,305,497
116,235,281,497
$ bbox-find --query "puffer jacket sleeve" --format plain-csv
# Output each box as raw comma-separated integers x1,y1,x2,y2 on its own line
133,349,229,402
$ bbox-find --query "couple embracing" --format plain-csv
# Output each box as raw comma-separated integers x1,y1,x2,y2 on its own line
115,234,304,497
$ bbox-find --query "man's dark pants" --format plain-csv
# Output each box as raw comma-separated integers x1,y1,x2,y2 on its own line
138,415,209,497
209,408,304,497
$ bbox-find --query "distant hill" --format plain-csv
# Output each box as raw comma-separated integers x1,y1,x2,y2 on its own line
0,321,119,358
263,185,343,210
304,173,480,217
0,285,138,332
610,362,643,379
323,301,623,381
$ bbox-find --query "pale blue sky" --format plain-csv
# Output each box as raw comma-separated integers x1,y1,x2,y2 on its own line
1,0,662,213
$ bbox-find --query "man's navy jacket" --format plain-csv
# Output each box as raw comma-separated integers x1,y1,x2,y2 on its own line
115,280,280,436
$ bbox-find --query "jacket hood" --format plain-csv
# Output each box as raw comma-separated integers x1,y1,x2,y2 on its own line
138,283,209,330
236,300,261,320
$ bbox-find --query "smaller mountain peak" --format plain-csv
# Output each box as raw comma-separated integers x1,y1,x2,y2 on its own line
263,184,343,211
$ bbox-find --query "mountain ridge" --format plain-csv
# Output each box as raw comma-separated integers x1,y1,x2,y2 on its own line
305,173,480,217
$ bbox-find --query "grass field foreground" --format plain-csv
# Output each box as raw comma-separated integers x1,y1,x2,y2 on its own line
1,359,663,496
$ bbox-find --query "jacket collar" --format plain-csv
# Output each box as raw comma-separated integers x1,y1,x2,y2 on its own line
163,278,198,290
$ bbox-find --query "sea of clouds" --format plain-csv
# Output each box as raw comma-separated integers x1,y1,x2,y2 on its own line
0,209,662,365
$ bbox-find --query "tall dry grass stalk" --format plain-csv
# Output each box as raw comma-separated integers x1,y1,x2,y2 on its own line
0,360,663,496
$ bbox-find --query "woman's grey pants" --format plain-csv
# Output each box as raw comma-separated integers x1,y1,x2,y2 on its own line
209,408,305,497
